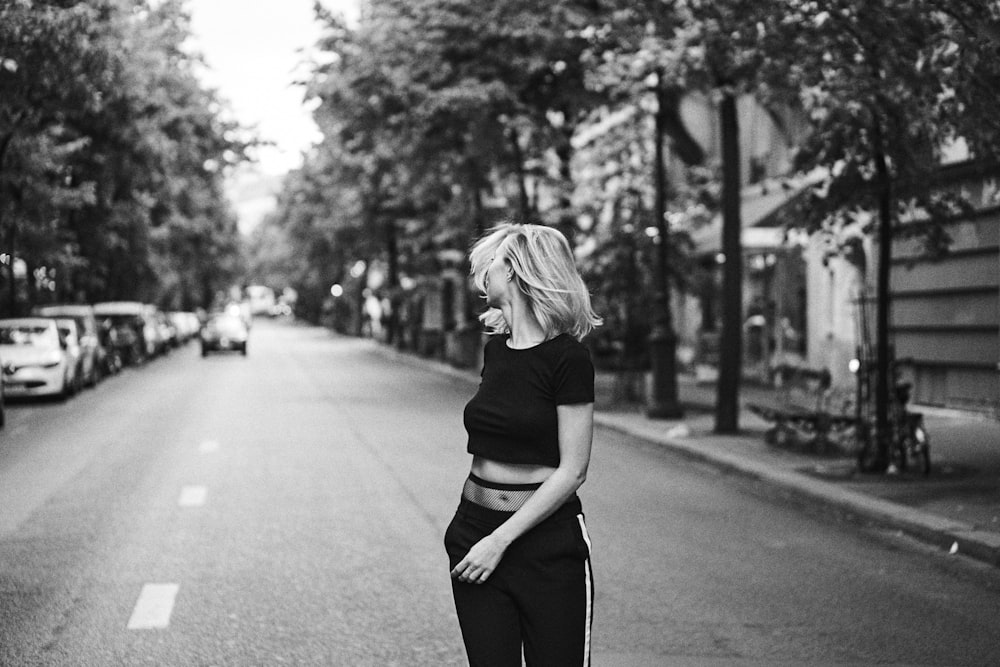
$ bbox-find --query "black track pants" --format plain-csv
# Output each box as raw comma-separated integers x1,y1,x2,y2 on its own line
444,495,594,667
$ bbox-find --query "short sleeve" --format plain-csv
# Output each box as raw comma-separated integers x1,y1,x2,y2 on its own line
553,343,595,405
480,335,500,377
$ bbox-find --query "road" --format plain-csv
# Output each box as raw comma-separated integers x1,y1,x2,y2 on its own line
1,319,998,666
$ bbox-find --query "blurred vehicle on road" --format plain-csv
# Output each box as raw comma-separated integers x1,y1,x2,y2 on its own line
33,304,103,387
151,308,176,353
0,318,76,399
200,312,248,356
246,285,276,317
222,301,252,329
0,350,5,427
96,319,123,376
169,311,200,344
94,301,154,366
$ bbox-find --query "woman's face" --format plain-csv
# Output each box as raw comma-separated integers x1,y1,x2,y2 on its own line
484,253,511,308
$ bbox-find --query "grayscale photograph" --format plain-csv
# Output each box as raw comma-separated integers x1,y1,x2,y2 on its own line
1,1,999,665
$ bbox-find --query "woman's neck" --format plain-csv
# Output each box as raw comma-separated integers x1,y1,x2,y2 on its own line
502,300,547,349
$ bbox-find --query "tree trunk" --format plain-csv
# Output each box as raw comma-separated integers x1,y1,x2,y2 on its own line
24,259,37,311
467,156,486,237
0,134,15,317
715,92,743,434
384,217,399,345
646,76,683,419
870,117,893,472
554,124,577,243
507,126,531,222
5,220,17,317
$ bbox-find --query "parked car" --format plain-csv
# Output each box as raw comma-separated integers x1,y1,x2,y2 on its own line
0,318,76,399
0,350,5,427
169,311,200,344
200,312,248,356
33,304,103,387
53,318,85,395
152,308,176,352
94,301,155,366
95,317,123,376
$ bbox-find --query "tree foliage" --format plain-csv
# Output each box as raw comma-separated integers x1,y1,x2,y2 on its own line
249,0,609,331
761,0,1000,237
0,0,249,314
746,0,1000,467
242,0,1000,413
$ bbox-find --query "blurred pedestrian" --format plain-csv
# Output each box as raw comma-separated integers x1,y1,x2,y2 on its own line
444,222,602,666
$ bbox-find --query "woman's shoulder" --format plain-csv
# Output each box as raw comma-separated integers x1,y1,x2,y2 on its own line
484,334,507,350
545,333,593,361
482,334,507,359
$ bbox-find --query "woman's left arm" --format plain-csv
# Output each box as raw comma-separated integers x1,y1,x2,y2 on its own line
451,403,594,584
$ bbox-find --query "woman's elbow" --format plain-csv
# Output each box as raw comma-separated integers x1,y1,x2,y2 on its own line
564,464,588,488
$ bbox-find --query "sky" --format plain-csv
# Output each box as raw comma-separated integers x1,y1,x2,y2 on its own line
186,0,359,232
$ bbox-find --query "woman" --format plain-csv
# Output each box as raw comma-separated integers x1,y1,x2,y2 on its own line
444,222,602,666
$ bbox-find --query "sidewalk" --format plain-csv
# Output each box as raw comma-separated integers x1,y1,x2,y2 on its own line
595,374,1000,569
374,342,1000,569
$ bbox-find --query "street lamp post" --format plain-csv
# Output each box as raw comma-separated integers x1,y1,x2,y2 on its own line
646,72,683,420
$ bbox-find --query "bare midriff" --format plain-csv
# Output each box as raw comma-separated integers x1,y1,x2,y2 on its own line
470,456,556,485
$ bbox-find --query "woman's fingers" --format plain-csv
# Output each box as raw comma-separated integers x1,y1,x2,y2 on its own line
451,561,491,584
452,536,506,584
465,569,490,584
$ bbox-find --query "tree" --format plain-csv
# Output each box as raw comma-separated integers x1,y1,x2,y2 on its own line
0,0,249,314
0,0,112,313
249,154,359,326
282,0,607,346
666,0,790,433
584,0,779,428
81,0,249,307
757,0,1000,469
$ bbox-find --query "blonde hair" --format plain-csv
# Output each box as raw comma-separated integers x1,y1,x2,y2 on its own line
469,222,602,340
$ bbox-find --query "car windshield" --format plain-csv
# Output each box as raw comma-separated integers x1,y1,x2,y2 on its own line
104,315,142,328
0,325,57,346
209,316,245,332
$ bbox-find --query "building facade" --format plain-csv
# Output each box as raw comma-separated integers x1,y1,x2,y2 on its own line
888,162,1000,414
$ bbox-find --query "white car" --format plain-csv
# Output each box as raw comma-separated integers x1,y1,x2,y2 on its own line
0,318,76,399
200,313,249,356
0,349,5,428
53,318,85,394
33,304,104,387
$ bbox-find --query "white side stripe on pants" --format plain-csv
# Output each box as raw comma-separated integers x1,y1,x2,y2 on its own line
577,514,593,666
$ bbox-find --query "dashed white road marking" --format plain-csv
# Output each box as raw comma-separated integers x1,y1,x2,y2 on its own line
178,485,207,507
127,583,179,630
199,439,219,453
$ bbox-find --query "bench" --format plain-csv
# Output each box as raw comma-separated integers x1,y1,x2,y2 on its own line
748,364,856,454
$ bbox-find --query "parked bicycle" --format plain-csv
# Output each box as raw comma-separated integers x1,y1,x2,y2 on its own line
851,356,931,476
887,371,931,475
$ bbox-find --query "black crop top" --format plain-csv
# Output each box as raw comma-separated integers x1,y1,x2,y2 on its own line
463,333,595,467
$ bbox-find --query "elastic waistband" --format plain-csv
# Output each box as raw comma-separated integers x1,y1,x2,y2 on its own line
468,472,542,491
456,493,582,527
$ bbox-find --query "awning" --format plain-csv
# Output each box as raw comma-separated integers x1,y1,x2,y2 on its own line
690,170,825,254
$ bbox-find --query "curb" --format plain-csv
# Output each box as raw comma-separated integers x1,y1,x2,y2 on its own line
594,415,1000,569
369,341,1000,569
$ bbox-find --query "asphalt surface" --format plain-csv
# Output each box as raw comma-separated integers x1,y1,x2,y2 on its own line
2,319,999,666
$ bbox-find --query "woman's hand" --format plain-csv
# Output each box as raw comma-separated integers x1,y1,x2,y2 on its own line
451,533,509,584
